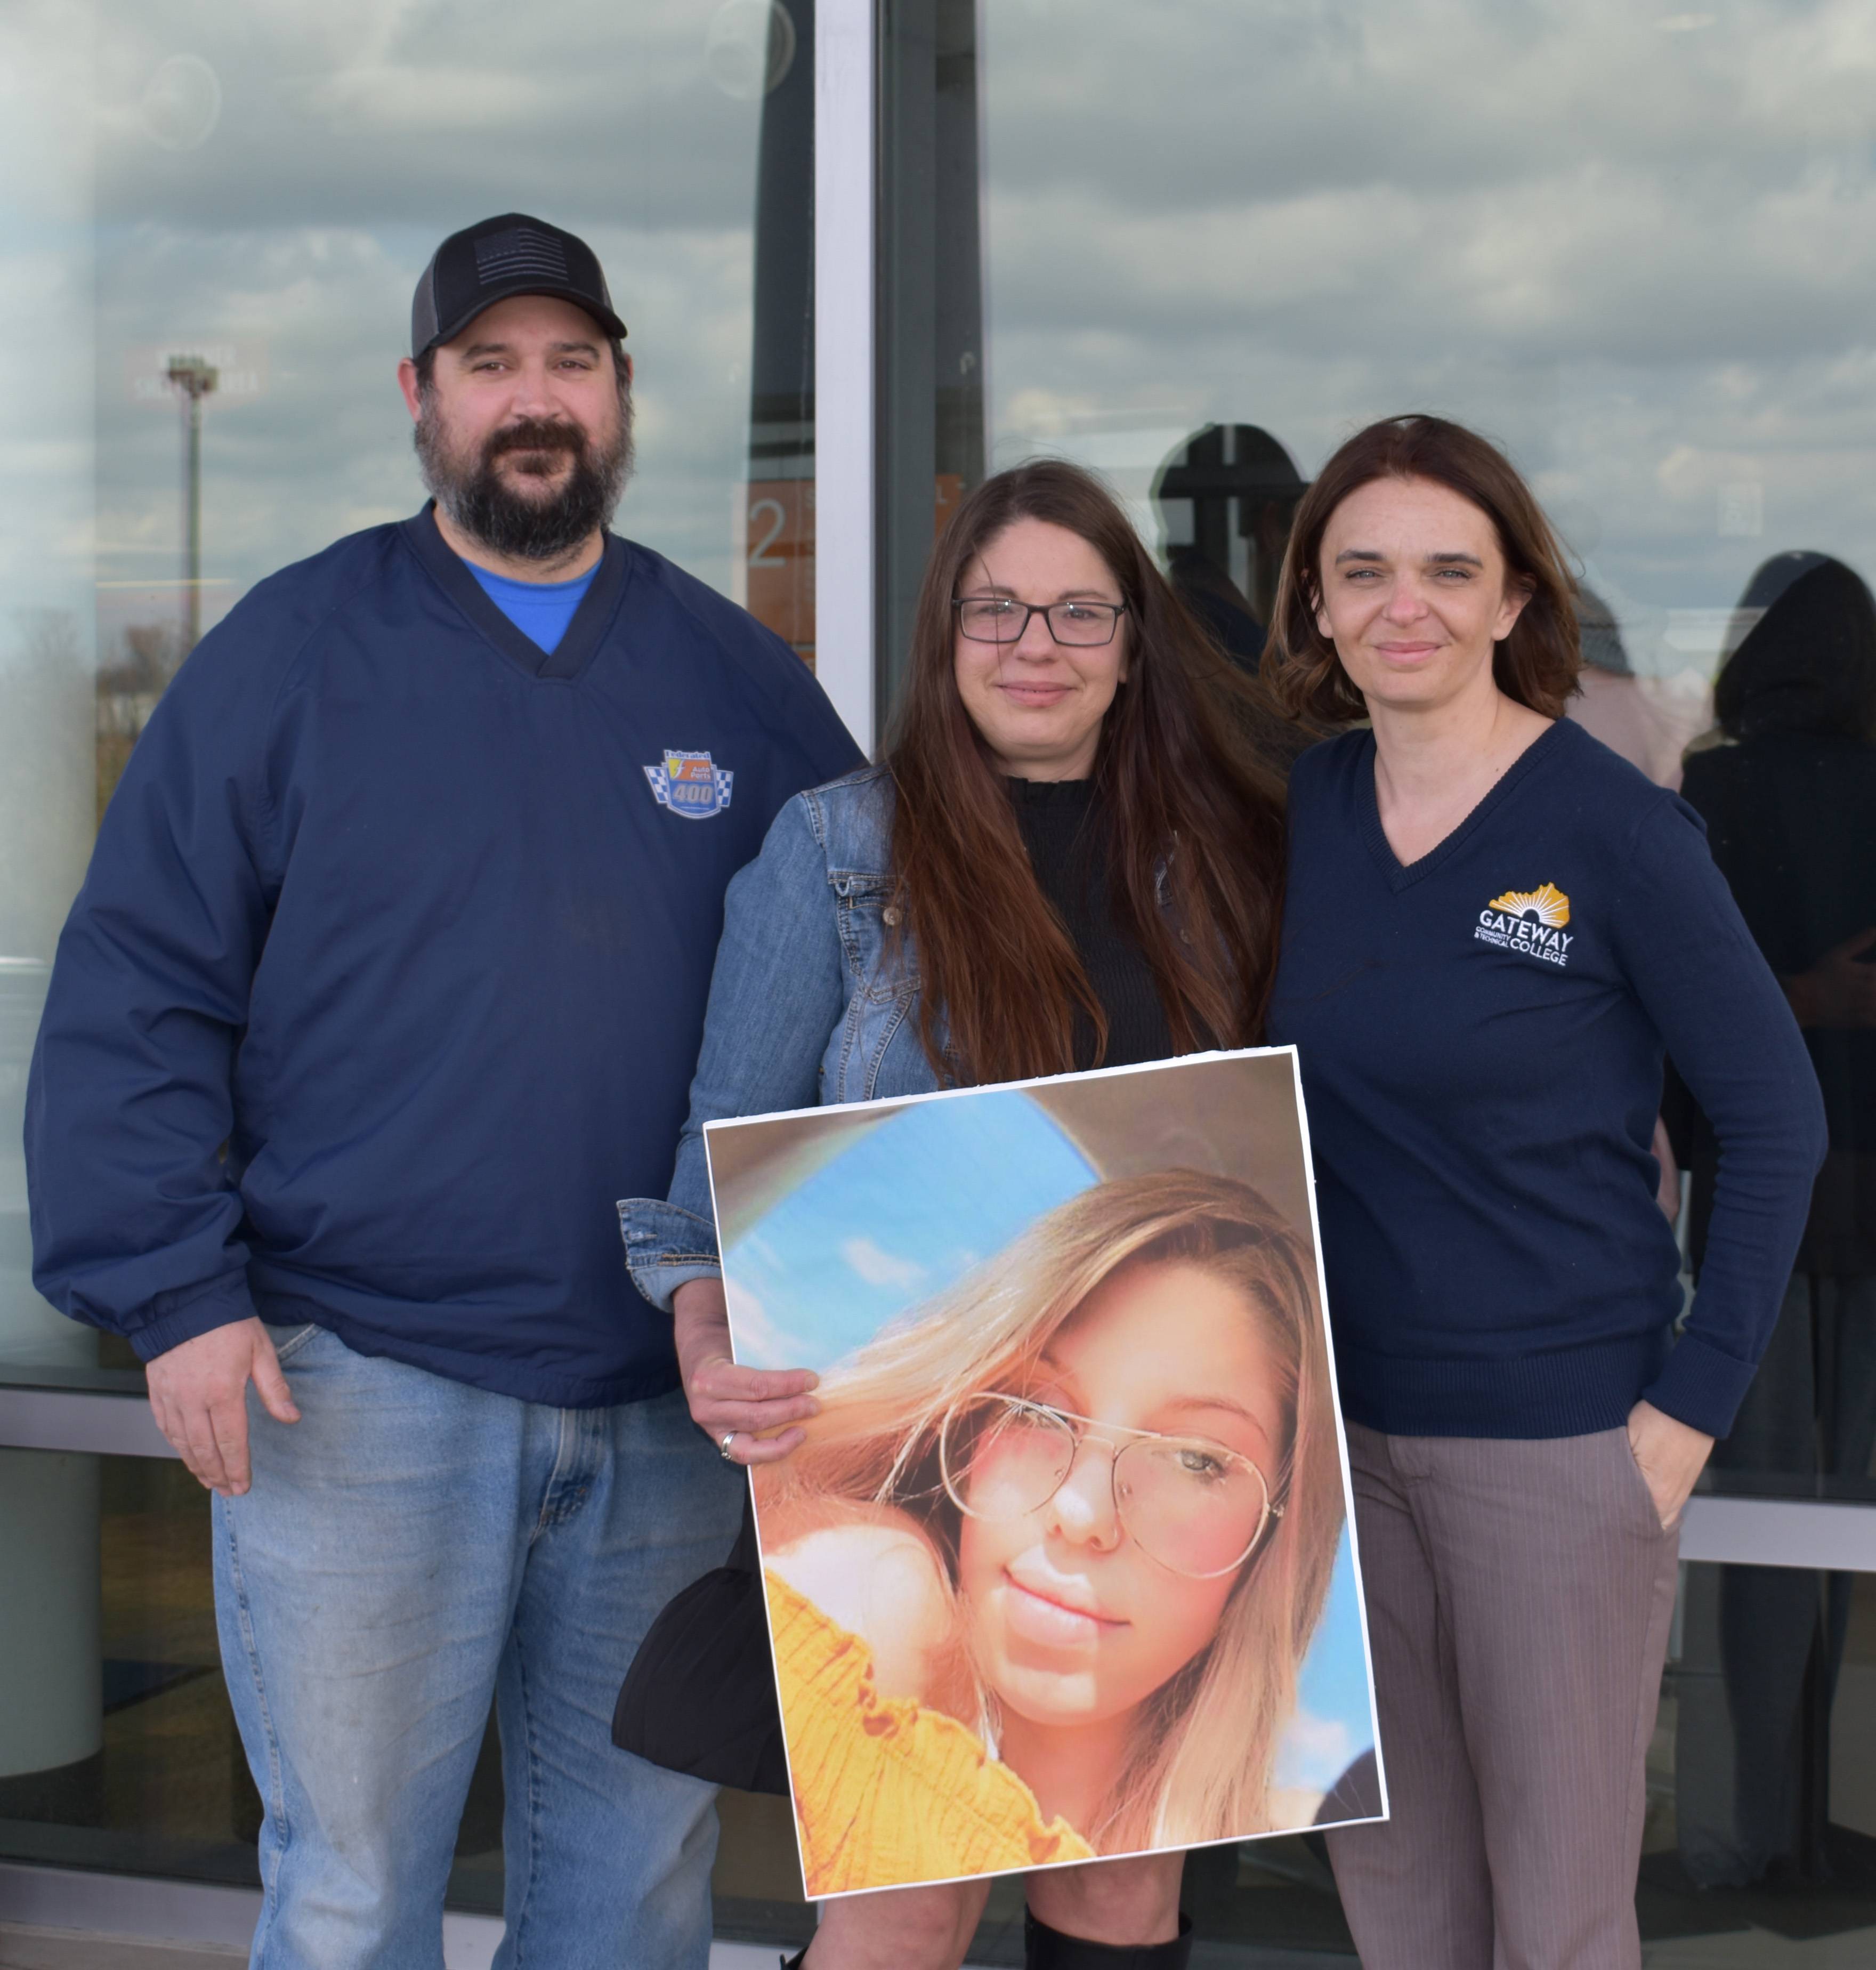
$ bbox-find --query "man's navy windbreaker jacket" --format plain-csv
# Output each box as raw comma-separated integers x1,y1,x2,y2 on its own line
25,507,862,1408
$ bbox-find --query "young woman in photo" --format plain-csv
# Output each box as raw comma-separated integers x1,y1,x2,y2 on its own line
756,1169,1340,1895
619,458,1289,1970
1261,415,1826,1969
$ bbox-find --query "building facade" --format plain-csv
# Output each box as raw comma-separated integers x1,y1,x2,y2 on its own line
3,2,1875,1961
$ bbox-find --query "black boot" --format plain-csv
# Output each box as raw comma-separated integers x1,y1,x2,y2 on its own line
779,1953,809,1969
1024,1908,1194,1969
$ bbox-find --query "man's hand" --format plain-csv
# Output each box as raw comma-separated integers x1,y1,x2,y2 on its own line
1626,1398,1713,1533
146,1317,301,1497
673,1277,819,1466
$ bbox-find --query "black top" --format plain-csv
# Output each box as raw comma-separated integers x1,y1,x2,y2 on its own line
1007,776,1174,1070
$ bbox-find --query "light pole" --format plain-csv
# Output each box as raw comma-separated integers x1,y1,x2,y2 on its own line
166,353,217,651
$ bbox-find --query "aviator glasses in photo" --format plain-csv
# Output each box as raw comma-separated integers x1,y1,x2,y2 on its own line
938,1394,1283,1579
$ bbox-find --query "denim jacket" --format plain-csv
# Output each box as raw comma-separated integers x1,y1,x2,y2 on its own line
617,765,944,1311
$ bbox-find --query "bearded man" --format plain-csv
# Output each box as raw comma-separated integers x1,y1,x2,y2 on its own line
27,214,860,1968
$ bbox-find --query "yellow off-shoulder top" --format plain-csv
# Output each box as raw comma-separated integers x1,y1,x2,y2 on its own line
764,1567,1095,1894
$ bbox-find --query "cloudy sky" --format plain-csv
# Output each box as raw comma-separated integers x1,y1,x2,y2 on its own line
2,0,1869,948
77,0,777,632
980,0,1876,679
0,0,785,954
6,1,1876,707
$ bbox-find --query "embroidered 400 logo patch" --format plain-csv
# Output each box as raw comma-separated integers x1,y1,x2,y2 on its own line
644,749,734,820
1475,882,1573,967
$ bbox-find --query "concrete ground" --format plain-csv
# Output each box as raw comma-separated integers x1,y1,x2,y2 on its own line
0,1930,789,1970
0,1932,241,1970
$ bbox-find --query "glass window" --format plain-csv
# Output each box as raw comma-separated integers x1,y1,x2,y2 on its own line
0,1452,253,1885
881,0,1876,1493
881,3,1876,1956
958,0,1876,743
1,0,818,1392
883,1,1876,721
0,0,814,1936
1656,1562,1876,1949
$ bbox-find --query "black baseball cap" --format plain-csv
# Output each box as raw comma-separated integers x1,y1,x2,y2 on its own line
411,213,628,358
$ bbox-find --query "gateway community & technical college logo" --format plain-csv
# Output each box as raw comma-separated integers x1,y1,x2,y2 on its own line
1475,882,1574,967
643,749,734,820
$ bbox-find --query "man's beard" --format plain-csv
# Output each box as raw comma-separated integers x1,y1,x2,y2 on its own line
415,397,634,562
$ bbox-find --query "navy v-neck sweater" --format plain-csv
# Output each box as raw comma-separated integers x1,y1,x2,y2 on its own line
28,506,862,1405
1268,718,1824,1441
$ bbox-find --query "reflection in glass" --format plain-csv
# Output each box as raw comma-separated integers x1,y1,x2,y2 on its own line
947,0,1876,756
1567,586,1687,789
877,0,985,705
885,1,1876,1951
1667,554,1876,1889
1151,423,1309,666
1,0,814,1934
1652,1568,1876,1943
0,1457,247,1880
745,0,816,664
5,0,794,1362
1150,423,1331,776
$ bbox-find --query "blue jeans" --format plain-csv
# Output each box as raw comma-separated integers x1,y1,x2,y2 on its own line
212,1322,743,1969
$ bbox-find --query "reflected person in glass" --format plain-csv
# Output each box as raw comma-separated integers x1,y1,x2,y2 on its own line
1263,416,1826,1970
1669,552,1876,1885
619,458,1289,1970
1150,421,1334,779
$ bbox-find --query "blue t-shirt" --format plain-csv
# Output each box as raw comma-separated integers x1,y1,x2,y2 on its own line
1268,717,1824,1442
466,560,596,653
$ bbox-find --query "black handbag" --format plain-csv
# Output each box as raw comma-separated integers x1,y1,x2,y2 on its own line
611,1483,789,1796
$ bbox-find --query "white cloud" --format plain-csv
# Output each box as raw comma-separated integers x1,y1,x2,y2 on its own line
1272,1706,1356,1795
11,0,1876,714
977,0,1876,645
723,1275,811,1372
839,1236,928,1293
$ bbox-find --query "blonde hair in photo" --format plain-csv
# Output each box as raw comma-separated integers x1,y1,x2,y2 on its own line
754,1168,1343,1853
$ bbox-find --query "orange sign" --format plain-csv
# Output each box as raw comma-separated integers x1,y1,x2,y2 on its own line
741,475,964,672
745,479,815,668
934,473,964,538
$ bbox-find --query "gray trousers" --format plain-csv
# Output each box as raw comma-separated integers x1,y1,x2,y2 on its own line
1325,1422,1680,1970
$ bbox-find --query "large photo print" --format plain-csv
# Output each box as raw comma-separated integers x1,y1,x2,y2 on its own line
705,1047,1384,1897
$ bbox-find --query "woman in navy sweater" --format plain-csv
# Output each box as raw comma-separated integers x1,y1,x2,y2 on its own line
1262,416,1825,1970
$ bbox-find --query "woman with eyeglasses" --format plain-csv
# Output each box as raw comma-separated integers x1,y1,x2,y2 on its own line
755,1169,1339,1892
618,458,1289,1970
1261,416,1826,1970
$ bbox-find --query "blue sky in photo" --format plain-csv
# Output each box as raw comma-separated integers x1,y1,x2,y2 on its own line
1276,1527,1377,1797
722,1089,1098,1374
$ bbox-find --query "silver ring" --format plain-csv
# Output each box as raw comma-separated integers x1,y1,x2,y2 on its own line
718,1431,738,1461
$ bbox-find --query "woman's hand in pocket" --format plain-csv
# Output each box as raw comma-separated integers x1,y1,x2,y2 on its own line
673,1275,819,1465
1626,1398,1713,1532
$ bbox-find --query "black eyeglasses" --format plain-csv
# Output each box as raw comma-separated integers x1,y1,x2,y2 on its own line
952,596,1129,648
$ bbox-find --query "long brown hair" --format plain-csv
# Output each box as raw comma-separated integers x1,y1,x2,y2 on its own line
886,460,1285,1085
1264,415,1581,723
